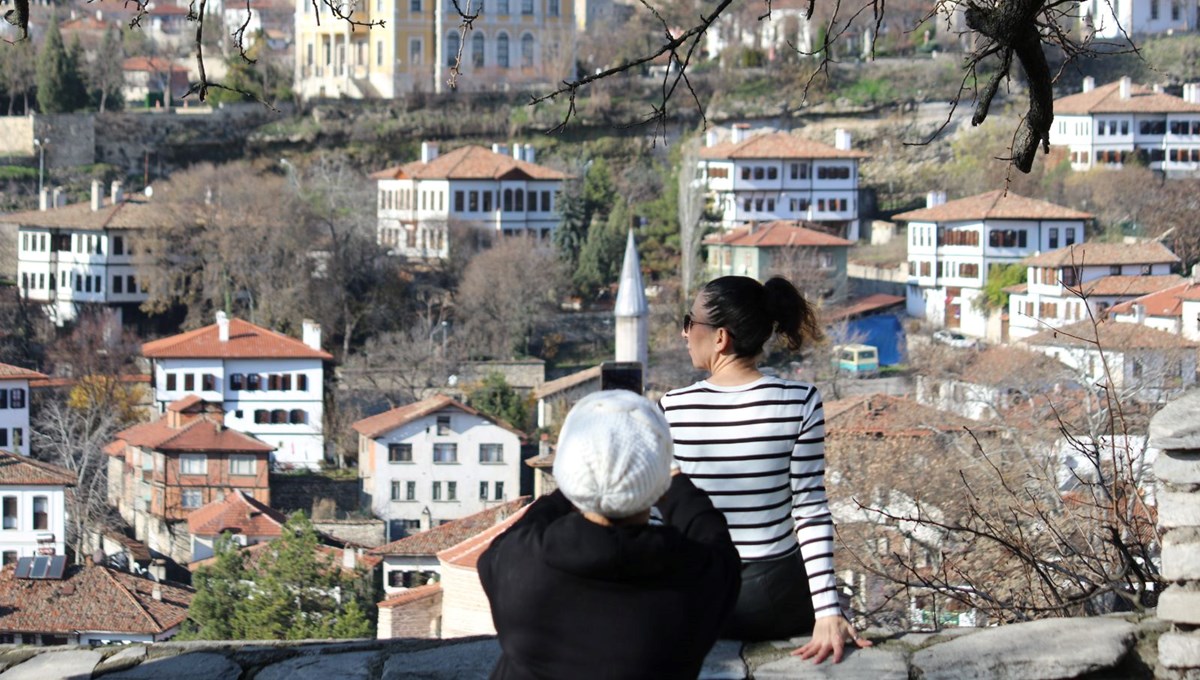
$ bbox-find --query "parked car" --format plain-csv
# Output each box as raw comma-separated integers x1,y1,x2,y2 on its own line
832,344,880,377
932,330,980,349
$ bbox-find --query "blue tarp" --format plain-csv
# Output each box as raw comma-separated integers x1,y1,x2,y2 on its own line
845,315,906,366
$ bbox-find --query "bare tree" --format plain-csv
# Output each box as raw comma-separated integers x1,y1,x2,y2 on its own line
677,138,707,303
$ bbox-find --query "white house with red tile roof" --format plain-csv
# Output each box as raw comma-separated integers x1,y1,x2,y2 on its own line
697,126,869,241
0,562,193,645
914,346,1074,421
1008,241,1182,340
1109,270,1200,341
353,395,524,541
894,190,1092,338
1079,0,1200,42
7,183,152,325
1050,76,1200,173
703,220,853,302
186,489,288,563
122,56,190,106
371,143,568,260
142,312,332,469
1022,319,1198,403
0,363,45,457
0,452,73,566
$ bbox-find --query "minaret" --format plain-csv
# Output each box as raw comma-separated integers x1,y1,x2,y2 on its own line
614,229,648,373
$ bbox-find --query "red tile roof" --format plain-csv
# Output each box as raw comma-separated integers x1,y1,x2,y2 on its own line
370,498,531,557
823,294,906,323
1055,80,1200,115
0,196,159,232
0,363,46,381
0,451,75,487
957,346,1072,387
699,132,869,160
438,504,529,569
1024,319,1198,350
893,190,1092,222
1022,242,1180,268
122,56,189,73
0,564,192,636
378,582,442,608
370,145,567,181
825,394,990,436
142,317,333,360
531,365,601,400
186,490,287,537
703,221,854,248
1079,275,1185,297
351,394,524,439
114,417,275,454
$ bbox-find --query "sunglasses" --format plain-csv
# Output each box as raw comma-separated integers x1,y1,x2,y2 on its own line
682,313,720,333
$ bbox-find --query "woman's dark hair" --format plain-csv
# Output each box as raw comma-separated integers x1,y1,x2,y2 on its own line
700,276,824,358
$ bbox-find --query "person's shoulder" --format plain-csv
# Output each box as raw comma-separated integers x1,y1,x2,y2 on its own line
760,376,819,393
662,380,709,401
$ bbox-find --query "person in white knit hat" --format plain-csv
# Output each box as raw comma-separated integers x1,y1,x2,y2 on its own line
479,390,741,680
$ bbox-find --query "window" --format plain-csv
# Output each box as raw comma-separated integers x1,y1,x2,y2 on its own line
271,409,288,424
407,481,416,500
247,374,262,390
84,276,92,293
471,32,484,68
9,389,23,409
1111,265,1122,276
436,415,451,435
454,191,465,212
479,481,489,500
180,454,207,475
181,489,203,509
548,0,559,15
297,374,308,391
165,374,177,391
230,374,244,391
12,429,20,449
389,443,413,463
2,497,16,530
521,0,533,13
1,552,15,566
432,481,442,501
446,31,460,67
447,481,457,501
1065,229,1076,246
141,449,152,471
127,275,137,293
960,263,979,278
268,374,281,391
479,443,503,463
411,0,421,10
1151,0,1159,18
391,481,403,501
494,481,504,500
753,167,764,180
741,167,751,180
377,40,383,66
113,276,123,294
410,38,423,65
521,34,534,67
254,410,269,424
184,374,195,391
202,374,216,391
230,455,257,476
433,443,457,463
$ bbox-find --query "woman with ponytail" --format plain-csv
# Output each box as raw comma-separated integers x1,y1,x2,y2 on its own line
660,276,869,664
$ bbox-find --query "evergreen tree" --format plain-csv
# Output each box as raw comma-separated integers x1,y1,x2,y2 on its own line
574,198,633,295
87,27,126,113
554,158,617,275
36,15,88,113
469,372,528,430
0,40,37,114
180,533,250,640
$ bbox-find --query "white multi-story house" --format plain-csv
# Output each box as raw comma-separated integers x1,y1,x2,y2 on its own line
1008,241,1181,340
1050,76,1200,174
293,0,576,99
894,190,1091,338
7,182,151,325
1108,267,1200,341
353,394,524,540
0,451,73,565
141,312,332,469
697,126,868,240
1080,0,1199,39
372,143,568,259
0,363,45,457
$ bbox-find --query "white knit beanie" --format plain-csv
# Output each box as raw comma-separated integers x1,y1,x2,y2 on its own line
552,390,674,519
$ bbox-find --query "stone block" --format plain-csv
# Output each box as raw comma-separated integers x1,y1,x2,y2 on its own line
1160,589,1200,625
255,651,378,680
1160,493,1200,530
1161,632,1200,670
753,647,908,679
912,617,1136,679
1149,391,1200,451
94,646,147,675
1163,530,1200,581
1156,451,1200,486
102,652,241,680
0,649,102,680
699,640,746,680
381,639,499,680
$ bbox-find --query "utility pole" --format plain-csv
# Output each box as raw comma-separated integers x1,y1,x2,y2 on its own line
33,138,48,197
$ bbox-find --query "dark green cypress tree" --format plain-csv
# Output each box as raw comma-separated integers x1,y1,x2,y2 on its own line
36,15,88,113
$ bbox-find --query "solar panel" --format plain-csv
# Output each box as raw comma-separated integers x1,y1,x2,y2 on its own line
14,557,32,579
30,556,49,579
47,555,66,579
14,555,67,580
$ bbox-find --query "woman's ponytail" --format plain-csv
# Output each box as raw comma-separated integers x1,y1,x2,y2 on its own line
763,277,824,352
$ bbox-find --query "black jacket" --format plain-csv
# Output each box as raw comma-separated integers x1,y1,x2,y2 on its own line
478,475,741,680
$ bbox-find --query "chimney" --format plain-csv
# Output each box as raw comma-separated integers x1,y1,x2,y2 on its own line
342,548,356,570
91,180,103,211
512,144,523,161
926,191,946,208
731,123,750,144
302,319,321,351
152,584,162,601
420,142,439,163
523,144,535,164
1187,83,1200,104
1133,303,1146,324
39,188,49,211
1082,76,1095,93
1119,76,1132,100
491,143,504,155
111,181,124,205
1192,263,1200,282
148,559,166,582
216,310,230,342
705,129,719,147
1153,83,1163,94
834,128,852,151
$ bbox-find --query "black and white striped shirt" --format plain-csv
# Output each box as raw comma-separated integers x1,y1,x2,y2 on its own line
661,377,840,619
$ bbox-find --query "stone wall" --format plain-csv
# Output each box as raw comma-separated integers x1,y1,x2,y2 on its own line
0,114,95,169
269,473,362,517
313,518,387,548
1149,389,1200,679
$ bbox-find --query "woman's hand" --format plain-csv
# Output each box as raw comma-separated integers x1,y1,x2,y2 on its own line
791,616,872,664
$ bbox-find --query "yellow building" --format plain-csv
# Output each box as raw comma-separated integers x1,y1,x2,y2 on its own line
294,0,576,98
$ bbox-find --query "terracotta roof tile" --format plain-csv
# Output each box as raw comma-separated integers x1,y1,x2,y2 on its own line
0,451,75,486
142,317,333,360
114,417,274,454
437,505,530,569
825,394,993,437
699,132,868,160
351,395,524,439
122,56,189,72
370,498,531,556
186,490,287,537
0,363,46,381
0,564,192,636
823,293,906,323
1055,80,1200,115
703,221,855,248
1080,275,1185,297
1024,319,1198,349
378,582,442,608
957,346,1072,387
893,190,1092,222
1022,242,1180,268
0,196,160,232
531,365,601,400
370,145,567,181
